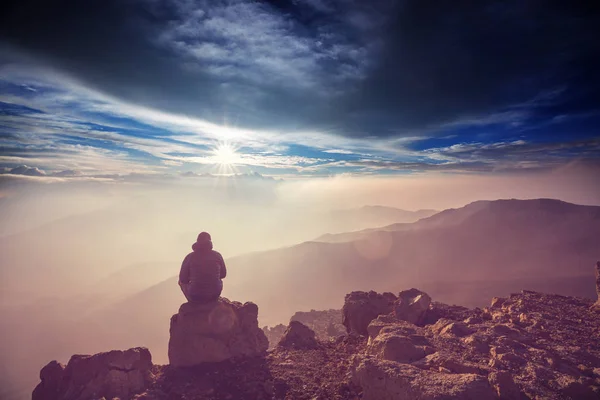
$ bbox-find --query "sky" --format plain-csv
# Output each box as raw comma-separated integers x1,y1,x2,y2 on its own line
0,0,599,182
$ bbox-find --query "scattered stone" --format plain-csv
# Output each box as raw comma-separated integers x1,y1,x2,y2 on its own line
352,356,496,400
33,348,152,400
489,324,524,338
431,319,473,337
277,321,319,349
31,265,600,400
393,288,431,325
491,297,507,308
366,314,404,340
168,298,268,367
366,333,426,363
290,309,346,339
488,371,521,399
414,352,485,375
367,317,417,342
463,335,490,353
263,323,287,349
423,302,472,325
558,376,599,400
490,352,527,369
464,316,483,324
342,291,396,336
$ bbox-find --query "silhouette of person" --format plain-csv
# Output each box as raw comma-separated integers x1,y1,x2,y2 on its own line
179,232,227,303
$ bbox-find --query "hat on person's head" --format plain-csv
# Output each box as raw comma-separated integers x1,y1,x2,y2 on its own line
197,232,212,243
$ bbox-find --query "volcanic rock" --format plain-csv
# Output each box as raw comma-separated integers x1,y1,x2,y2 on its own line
263,323,287,349
342,290,397,335
32,347,152,400
290,308,346,339
488,371,522,399
32,264,600,400
351,356,496,400
168,298,268,367
366,332,426,363
277,321,319,349
393,288,431,325
32,361,65,400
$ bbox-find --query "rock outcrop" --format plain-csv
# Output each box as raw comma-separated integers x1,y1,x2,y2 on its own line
351,356,496,400
342,291,397,335
342,289,433,337
32,265,600,400
168,298,268,367
32,347,152,400
263,323,288,349
264,309,346,348
394,288,431,325
291,308,346,339
352,286,600,400
277,321,319,349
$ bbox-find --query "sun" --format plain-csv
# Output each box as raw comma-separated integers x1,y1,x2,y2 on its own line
212,143,239,166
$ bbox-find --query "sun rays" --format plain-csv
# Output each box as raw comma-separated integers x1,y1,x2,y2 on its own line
212,143,240,166
210,142,241,175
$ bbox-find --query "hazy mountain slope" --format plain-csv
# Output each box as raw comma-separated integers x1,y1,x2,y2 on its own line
326,206,437,232
4,198,599,398
83,198,600,366
0,198,431,303
105,200,600,324
319,198,600,242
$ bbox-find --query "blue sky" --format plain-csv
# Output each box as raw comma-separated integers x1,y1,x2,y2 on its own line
0,0,599,180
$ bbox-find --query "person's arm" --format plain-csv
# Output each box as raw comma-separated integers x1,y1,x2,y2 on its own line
179,255,191,285
218,252,227,279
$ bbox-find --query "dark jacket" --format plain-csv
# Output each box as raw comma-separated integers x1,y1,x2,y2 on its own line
179,241,227,300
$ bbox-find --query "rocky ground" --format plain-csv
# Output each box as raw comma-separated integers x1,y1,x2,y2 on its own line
350,290,600,399
263,308,345,349
33,263,600,400
140,335,365,400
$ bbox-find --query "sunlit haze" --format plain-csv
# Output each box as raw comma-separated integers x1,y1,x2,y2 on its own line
1,1,599,399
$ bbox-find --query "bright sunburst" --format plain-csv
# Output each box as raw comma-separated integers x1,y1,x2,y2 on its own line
212,143,240,166
209,142,241,176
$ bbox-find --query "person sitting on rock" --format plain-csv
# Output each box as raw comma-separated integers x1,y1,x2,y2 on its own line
179,232,227,303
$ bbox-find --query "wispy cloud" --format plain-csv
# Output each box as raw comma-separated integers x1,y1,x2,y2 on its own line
1,58,598,180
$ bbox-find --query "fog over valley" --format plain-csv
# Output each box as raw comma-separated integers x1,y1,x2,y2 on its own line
1,171,600,398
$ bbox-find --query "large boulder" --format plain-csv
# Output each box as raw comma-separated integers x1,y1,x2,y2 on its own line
366,333,426,363
32,361,65,400
351,356,496,400
367,315,417,341
488,371,522,399
394,288,431,325
342,291,397,336
366,319,430,364
277,321,319,349
290,309,346,340
263,324,287,349
168,298,268,367
32,347,152,400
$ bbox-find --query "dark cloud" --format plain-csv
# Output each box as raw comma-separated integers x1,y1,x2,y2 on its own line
1,0,599,138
